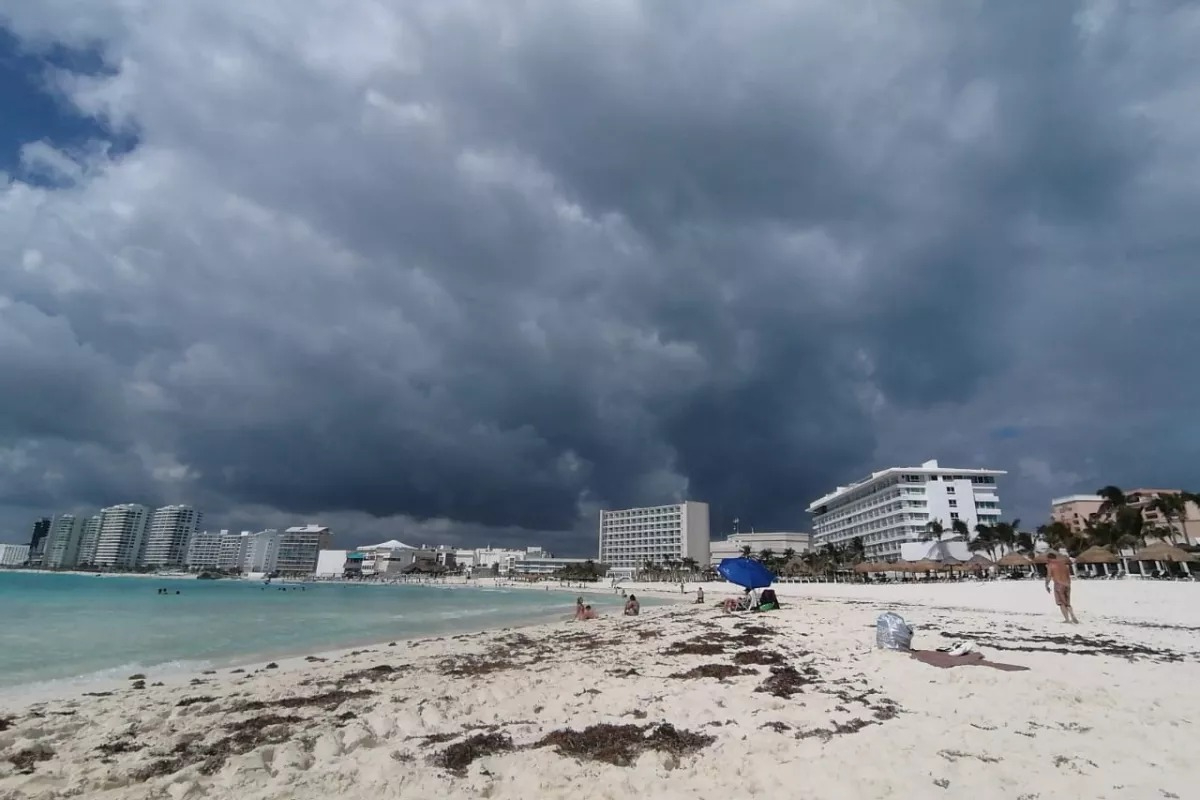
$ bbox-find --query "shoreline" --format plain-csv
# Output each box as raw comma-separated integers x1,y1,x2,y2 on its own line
2,582,1196,799
0,581,681,708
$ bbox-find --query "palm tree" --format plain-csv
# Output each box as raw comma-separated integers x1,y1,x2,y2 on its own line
1015,532,1035,555
1086,519,1137,554
781,547,797,565
758,548,775,568
970,524,997,560
847,537,866,564
680,557,698,574
1147,494,1187,544
991,519,1020,554
921,520,945,542
950,519,970,539
1096,485,1128,518
1037,521,1079,554
740,545,752,558
1114,505,1146,549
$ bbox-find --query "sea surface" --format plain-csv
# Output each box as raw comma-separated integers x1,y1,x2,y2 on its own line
0,571,647,693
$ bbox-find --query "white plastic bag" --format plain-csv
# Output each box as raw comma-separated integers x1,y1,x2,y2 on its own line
876,612,913,651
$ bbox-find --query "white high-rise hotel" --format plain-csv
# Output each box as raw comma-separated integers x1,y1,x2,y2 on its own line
807,460,1005,560
142,505,202,567
598,501,711,576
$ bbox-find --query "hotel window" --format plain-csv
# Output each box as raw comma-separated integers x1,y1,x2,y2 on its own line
948,500,957,507
950,513,959,520
946,487,955,494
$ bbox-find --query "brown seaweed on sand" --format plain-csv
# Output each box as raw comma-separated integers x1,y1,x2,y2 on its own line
669,664,750,680
431,733,515,775
755,664,820,698
535,723,714,767
9,745,54,773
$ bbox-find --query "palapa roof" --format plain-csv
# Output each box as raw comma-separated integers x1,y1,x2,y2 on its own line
1075,546,1119,564
996,551,1033,566
1132,543,1196,562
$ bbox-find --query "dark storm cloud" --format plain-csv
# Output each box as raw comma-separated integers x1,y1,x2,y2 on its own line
1,0,1198,545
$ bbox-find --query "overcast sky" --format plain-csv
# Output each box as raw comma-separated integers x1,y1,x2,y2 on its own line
1,2,1197,554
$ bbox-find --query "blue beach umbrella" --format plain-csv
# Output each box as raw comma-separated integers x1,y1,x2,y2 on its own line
716,557,775,589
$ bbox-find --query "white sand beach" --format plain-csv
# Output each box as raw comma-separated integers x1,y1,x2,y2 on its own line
2,580,1197,800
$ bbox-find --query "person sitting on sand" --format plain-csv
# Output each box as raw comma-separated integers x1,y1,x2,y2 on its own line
581,604,598,620
624,595,640,616
722,589,754,612
1045,552,1079,624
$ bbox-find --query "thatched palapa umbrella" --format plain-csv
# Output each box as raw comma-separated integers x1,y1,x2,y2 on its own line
964,553,995,570
996,551,1033,567
1075,546,1119,565
1132,543,1196,563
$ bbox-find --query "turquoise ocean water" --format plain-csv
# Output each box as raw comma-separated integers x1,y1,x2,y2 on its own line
0,572,642,693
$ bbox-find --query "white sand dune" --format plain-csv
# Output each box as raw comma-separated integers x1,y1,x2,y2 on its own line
1,581,1197,799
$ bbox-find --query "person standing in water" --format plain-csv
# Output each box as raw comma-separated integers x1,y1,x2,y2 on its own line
1044,552,1079,623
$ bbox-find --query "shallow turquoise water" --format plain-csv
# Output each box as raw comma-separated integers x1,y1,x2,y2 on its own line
0,572,638,691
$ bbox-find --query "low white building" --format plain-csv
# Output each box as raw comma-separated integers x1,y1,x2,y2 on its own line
708,531,812,566
510,556,591,576
186,530,225,569
0,543,30,566
187,530,252,571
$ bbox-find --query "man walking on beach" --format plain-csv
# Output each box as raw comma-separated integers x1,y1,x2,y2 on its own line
1044,552,1078,623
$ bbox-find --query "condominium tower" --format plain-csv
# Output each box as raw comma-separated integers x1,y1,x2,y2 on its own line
43,514,85,569
807,460,1005,560
142,505,201,568
597,501,711,577
76,515,102,566
93,504,152,569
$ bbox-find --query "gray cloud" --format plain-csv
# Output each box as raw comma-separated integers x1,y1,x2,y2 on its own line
1,1,1198,550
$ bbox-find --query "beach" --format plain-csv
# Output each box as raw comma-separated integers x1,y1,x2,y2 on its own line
2,581,1198,800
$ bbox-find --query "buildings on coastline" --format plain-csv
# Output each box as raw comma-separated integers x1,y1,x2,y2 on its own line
0,543,30,566
1050,495,1104,532
142,505,202,568
93,504,153,569
597,501,711,579
1051,489,1200,546
708,531,811,567
807,460,1006,560
186,529,252,571
43,515,84,569
26,518,51,567
77,515,102,566
276,525,331,574
236,525,330,575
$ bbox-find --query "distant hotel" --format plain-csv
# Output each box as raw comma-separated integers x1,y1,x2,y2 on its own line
142,505,202,568
708,531,812,567
1052,490,1200,545
598,501,711,578
807,460,1005,560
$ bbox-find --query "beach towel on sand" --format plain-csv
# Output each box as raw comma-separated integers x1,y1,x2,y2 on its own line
910,650,1029,672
